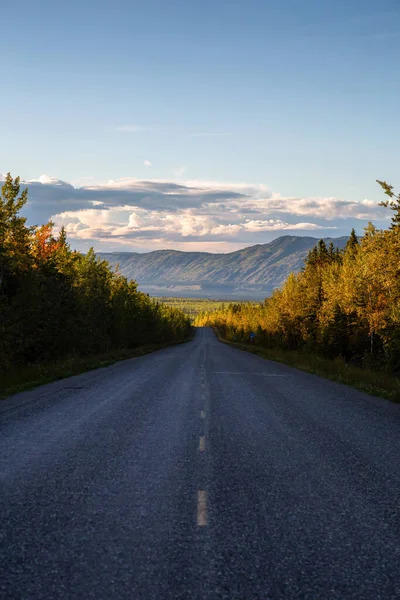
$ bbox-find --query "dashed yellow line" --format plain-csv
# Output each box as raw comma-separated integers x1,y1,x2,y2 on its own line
197,491,207,526
200,410,205,419
199,436,205,451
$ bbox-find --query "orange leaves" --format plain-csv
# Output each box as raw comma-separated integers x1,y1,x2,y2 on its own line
31,222,62,265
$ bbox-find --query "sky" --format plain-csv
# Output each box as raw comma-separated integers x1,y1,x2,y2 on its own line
1,0,399,253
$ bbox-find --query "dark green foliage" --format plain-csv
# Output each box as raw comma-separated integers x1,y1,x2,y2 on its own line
317,239,329,262
0,174,192,376
345,228,359,253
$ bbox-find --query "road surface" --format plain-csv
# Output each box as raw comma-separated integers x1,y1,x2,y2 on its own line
0,328,399,599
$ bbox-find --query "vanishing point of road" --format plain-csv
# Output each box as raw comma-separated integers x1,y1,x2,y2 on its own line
0,328,399,599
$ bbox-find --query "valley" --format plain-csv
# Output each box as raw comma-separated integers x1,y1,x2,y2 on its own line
97,234,348,299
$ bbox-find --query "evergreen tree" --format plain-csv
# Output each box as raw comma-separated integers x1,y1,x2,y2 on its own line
377,180,400,228
317,239,329,262
345,228,359,253
0,174,191,375
0,173,32,285
58,226,68,248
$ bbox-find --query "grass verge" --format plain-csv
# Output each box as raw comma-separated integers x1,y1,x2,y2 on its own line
213,328,400,403
0,336,193,400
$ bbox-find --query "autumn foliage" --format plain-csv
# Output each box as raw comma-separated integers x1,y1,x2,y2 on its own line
196,182,400,374
0,174,192,372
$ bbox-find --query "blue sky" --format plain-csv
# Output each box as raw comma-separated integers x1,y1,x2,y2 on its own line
1,0,399,252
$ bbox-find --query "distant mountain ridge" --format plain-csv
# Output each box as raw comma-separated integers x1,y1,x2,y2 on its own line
97,235,348,299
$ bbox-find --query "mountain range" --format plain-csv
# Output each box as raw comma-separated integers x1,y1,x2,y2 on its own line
97,235,348,299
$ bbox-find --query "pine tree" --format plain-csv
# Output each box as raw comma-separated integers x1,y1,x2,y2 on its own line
0,174,191,374
377,180,400,228
345,228,359,252
304,245,318,269
58,226,69,248
0,173,32,287
317,239,329,262
344,228,359,261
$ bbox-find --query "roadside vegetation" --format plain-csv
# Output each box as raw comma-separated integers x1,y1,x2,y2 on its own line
157,297,258,319
0,174,192,397
195,181,400,402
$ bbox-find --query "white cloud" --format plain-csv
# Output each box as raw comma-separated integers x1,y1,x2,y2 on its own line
16,174,387,252
144,160,152,167
28,174,72,187
243,220,335,232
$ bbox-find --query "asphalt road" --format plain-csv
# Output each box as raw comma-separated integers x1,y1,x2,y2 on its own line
1,327,400,599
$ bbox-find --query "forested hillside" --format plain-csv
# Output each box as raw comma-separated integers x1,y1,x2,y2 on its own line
98,235,348,299
0,174,191,381
196,181,400,375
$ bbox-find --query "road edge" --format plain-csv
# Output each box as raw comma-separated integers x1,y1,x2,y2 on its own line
0,335,195,400
212,327,400,403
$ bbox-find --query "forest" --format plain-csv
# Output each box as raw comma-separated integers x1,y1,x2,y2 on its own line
196,181,400,376
157,297,259,318
0,174,192,386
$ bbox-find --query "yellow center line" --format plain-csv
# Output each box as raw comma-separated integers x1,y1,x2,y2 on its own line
201,410,205,419
197,491,207,526
199,436,205,451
